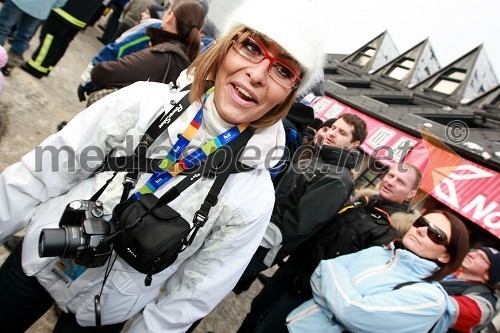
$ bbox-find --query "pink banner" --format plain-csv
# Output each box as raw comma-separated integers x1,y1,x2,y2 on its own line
307,94,425,169
304,94,499,237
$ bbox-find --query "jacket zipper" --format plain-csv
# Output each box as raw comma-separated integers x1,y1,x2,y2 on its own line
286,303,322,325
352,247,399,285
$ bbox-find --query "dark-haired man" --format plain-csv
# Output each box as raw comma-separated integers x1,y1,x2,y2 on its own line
234,114,368,295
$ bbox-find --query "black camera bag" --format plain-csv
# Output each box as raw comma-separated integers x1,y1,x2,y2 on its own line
107,128,254,286
112,193,190,282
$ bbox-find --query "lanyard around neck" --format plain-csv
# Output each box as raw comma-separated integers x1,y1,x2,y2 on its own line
132,88,249,200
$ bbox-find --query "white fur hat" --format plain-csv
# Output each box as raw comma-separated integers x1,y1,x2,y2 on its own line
223,0,326,95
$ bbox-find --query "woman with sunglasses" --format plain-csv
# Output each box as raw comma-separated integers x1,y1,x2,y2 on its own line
286,210,470,333
0,0,326,332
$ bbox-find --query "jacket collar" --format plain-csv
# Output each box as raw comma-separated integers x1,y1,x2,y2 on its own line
318,146,360,169
388,241,440,278
371,196,411,216
353,195,410,215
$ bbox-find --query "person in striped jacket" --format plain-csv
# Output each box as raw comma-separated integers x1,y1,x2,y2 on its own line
442,246,500,333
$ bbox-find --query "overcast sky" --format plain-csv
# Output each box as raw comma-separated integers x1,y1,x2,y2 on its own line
207,0,500,79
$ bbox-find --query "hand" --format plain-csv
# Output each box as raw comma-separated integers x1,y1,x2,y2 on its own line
77,84,87,102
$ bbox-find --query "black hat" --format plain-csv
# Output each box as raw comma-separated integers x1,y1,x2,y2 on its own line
481,247,500,284
320,118,336,129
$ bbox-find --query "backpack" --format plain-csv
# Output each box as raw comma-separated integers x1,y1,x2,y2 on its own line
269,102,315,184
269,117,303,182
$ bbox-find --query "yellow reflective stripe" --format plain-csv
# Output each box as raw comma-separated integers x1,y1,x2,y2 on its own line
53,8,87,29
337,205,355,215
27,59,52,73
28,33,55,73
118,36,151,58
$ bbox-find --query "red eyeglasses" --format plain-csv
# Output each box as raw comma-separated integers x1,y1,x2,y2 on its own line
413,216,449,246
231,33,302,89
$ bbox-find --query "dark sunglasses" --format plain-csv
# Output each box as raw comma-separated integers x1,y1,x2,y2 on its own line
413,216,449,246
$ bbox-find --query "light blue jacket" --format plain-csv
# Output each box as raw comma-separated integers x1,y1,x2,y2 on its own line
287,243,456,333
12,0,67,20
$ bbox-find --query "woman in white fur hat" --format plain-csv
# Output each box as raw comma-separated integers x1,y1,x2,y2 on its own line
0,0,325,332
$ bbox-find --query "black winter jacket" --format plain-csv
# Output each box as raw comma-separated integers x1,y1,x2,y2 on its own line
288,195,411,293
264,146,359,266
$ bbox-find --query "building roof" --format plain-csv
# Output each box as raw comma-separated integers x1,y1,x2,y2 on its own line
411,45,499,104
341,31,399,73
323,40,500,171
373,38,440,87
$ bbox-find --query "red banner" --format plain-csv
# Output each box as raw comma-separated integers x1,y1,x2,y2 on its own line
427,153,500,237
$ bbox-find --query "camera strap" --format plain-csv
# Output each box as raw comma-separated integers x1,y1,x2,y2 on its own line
122,83,194,202
154,127,254,246
92,83,193,201
119,127,254,231
94,82,222,203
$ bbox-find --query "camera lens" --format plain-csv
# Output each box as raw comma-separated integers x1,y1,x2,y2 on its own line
38,226,84,258
39,228,65,257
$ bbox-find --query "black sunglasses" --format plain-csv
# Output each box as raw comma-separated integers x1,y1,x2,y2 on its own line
413,216,449,246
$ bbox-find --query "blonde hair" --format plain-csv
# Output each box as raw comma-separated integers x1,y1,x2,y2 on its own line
187,26,299,129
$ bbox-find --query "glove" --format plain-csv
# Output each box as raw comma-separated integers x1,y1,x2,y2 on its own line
77,84,87,102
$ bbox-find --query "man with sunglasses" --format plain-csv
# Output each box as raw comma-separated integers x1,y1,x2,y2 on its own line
237,162,422,333
442,247,500,332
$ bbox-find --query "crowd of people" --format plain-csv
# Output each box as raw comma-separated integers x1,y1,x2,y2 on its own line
0,0,498,332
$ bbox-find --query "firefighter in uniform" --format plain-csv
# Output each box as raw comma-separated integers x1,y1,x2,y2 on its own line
22,0,106,78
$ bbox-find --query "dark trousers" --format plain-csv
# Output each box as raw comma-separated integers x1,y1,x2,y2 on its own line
233,246,269,294
24,14,80,77
99,3,124,44
0,240,125,333
236,261,310,333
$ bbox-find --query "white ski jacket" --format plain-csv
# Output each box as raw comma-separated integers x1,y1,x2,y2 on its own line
0,71,285,332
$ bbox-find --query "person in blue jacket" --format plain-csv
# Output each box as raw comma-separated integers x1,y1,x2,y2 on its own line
77,9,163,102
287,210,470,333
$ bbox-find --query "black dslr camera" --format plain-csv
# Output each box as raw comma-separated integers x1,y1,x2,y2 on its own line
38,200,117,267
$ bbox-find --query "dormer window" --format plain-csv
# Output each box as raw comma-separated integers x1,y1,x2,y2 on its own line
386,58,415,81
430,68,467,94
351,47,376,67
